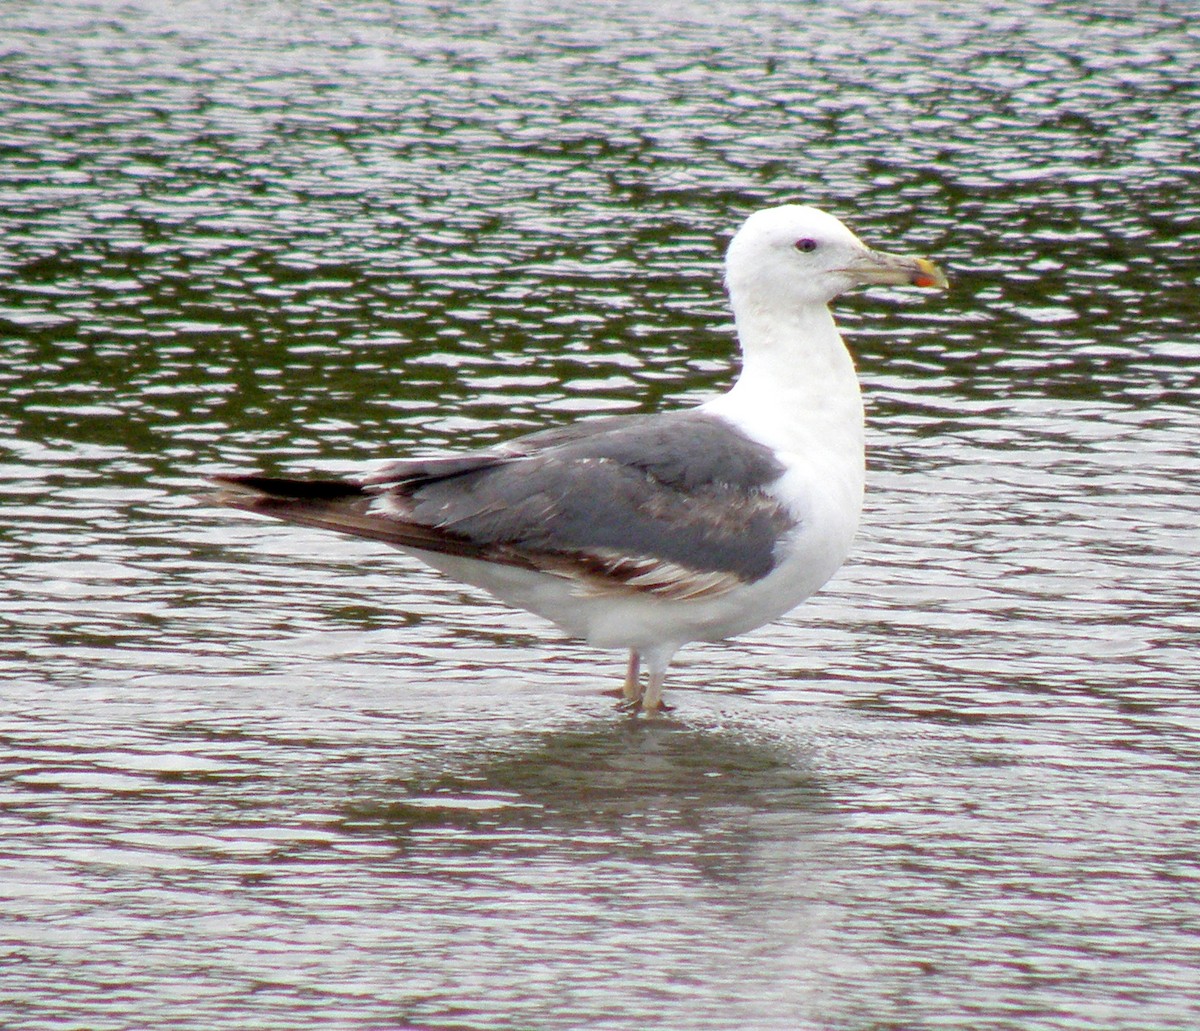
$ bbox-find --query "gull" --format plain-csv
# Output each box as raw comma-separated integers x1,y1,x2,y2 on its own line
209,205,947,712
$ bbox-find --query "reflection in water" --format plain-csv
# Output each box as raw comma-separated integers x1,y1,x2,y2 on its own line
346,719,829,883
345,720,843,1028
2,0,1200,1028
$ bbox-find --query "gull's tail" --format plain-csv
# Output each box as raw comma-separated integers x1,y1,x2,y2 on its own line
205,474,498,559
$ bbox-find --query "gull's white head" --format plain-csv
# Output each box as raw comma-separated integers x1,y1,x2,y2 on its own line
725,204,948,312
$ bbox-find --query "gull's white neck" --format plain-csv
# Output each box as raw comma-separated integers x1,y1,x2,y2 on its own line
703,297,865,463
699,288,867,588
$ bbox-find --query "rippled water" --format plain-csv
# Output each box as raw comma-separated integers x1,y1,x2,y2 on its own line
3,1,1199,1028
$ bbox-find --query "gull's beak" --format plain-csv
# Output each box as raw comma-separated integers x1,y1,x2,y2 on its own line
842,249,949,290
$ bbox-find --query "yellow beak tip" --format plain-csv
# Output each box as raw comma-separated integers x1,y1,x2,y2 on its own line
913,258,949,290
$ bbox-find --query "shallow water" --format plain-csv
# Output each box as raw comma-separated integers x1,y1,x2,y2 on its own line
2,1,1199,1028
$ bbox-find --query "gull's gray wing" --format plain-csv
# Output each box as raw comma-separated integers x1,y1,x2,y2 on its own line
211,411,797,600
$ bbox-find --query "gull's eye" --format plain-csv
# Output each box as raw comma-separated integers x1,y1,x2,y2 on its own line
794,238,818,253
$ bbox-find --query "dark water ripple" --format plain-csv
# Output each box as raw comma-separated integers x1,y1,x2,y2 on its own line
2,2,1199,1029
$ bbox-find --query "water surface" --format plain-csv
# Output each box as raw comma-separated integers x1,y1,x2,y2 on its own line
2,2,1199,1028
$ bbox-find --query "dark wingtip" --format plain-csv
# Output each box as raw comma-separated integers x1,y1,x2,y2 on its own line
206,473,367,502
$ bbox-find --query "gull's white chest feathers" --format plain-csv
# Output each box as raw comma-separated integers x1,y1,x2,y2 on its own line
694,329,867,641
